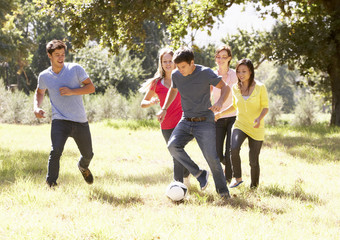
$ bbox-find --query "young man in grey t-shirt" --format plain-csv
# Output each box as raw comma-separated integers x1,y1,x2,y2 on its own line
157,47,231,198
34,40,95,187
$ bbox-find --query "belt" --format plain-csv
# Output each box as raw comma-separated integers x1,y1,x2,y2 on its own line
184,117,206,122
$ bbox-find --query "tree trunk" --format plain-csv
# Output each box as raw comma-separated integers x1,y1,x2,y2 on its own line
329,2,340,126
330,71,340,126
329,54,340,126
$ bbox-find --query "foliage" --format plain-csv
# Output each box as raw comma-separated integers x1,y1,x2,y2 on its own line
0,81,51,124
0,0,34,78
34,0,175,52
193,44,216,68
0,78,159,125
264,64,297,113
265,94,284,126
293,93,318,126
221,1,339,125
73,43,147,96
222,29,273,69
0,0,70,92
128,21,170,79
2,0,339,125
82,90,158,122
0,0,18,27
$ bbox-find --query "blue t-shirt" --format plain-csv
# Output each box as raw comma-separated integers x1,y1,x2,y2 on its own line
172,64,222,121
37,63,89,123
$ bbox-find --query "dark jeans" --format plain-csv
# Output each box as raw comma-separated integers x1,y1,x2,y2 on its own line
161,128,190,182
47,119,94,184
230,129,263,188
215,116,236,181
168,119,228,194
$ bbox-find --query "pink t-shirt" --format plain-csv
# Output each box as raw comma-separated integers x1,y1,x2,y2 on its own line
211,68,238,118
154,79,183,129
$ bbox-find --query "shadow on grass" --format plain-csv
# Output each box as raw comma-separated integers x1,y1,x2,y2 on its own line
88,187,144,206
97,168,173,185
0,147,48,185
262,183,321,203
185,186,286,214
0,147,80,186
265,125,340,163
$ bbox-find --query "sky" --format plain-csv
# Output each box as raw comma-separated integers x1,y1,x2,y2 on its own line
185,4,277,47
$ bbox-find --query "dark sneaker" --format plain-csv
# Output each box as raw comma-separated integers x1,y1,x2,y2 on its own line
78,163,94,184
46,181,57,188
197,170,209,190
220,192,231,200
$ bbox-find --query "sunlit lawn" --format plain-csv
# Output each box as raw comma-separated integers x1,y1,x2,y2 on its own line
0,119,339,239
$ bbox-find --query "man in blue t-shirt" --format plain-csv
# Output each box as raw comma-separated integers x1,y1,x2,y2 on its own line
157,47,231,198
34,39,95,187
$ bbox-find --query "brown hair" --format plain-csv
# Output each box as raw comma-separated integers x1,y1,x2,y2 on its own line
173,47,194,65
46,40,67,55
215,45,232,66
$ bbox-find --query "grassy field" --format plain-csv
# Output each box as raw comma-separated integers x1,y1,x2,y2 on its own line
0,120,339,240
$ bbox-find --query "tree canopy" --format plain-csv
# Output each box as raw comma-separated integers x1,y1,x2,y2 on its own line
1,0,339,125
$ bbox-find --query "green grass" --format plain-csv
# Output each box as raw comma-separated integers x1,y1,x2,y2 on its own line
0,121,339,239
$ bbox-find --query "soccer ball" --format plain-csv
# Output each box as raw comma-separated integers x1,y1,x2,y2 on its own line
165,181,188,201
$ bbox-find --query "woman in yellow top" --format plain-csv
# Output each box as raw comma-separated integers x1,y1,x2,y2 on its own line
215,59,269,188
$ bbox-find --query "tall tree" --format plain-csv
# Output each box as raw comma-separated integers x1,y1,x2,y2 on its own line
0,0,18,27
254,0,340,125
73,42,146,96
129,21,170,79
0,0,69,91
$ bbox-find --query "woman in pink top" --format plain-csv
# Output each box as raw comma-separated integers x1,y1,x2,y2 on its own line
140,48,190,184
212,45,238,183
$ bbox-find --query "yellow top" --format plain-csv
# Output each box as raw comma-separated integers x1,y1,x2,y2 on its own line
232,81,269,141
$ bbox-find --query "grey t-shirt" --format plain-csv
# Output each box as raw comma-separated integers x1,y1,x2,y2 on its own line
37,63,89,123
172,64,222,121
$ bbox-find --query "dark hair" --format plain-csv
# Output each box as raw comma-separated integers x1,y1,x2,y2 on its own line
46,40,67,55
215,45,232,66
173,47,194,64
236,59,255,92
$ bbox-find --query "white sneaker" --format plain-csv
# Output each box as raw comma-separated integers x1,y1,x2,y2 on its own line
183,175,191,188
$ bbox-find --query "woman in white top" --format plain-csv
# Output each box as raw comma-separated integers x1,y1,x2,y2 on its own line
211,45,238,183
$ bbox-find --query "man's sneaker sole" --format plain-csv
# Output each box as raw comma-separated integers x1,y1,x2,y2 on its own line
46,181,57,188
78,163,94,184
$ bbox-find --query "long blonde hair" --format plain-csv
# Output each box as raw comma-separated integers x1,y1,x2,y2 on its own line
139,47,174,93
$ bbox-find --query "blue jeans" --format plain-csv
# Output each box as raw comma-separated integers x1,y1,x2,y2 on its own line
47,119,94,184
162,128,190,182
230,129,263,188
168,119,229,194
215,116,236,181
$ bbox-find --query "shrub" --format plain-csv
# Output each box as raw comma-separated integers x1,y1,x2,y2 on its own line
0,80,163,125
83,87,129,121
83,88,158,122
0,80,51,124
127,93,158,120
265,94,284,126
293,94,317,126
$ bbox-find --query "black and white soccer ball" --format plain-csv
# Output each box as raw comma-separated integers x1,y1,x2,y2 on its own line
165,181,188,201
